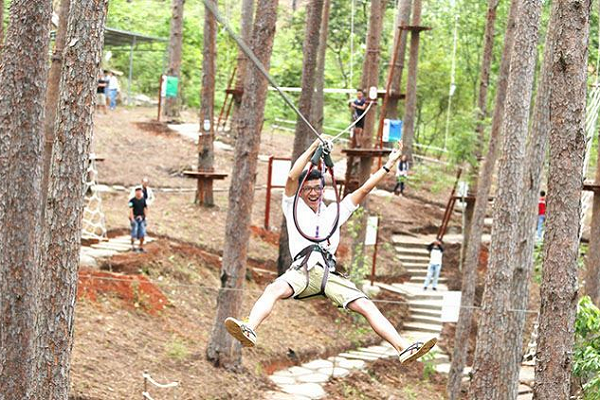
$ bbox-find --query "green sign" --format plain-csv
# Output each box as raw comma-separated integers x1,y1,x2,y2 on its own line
165,76,178,98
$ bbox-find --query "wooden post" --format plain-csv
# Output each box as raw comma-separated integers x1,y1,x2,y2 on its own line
265,156,273,230
157,75,163,122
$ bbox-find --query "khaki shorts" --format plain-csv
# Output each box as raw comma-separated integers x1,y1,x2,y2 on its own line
96,93,106,105
276,265,367,309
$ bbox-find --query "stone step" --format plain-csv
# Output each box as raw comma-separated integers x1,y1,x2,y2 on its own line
403,322,443,334
401,262,430,268
409,307,442,319
407,300,443,311
395,248,430,258
396,254,430,263
391,236,430,249
409,315,443,326
91,242,132,251
406,269,428,277
409,276,448,285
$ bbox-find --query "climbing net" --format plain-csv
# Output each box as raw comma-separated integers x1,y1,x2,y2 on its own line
81,157,107,241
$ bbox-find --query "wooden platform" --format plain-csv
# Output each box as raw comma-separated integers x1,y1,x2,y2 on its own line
183,170,228,180
342,148,392,158
583,182,600,193
400,25,432,32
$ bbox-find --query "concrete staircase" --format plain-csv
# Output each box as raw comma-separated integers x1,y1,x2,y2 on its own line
392,234,448,287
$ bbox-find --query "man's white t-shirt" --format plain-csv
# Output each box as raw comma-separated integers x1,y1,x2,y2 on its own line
282,194,358,269
429,248,443,265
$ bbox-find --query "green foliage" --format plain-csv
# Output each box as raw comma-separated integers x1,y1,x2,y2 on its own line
165,336,189,361
573,296,600,399
420,350,438,381
345,207,371,286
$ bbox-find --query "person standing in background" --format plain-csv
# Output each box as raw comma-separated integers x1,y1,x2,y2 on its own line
394,155,409,195
537,190,546,240
107,70,120,110
424,239,444,291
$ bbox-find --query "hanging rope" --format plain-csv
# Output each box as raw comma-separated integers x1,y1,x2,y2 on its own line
443,11,460,150
292,145,341,243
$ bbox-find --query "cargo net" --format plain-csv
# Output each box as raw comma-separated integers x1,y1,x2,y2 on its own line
82,158,107,241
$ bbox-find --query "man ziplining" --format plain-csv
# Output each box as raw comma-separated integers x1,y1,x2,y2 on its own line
225,139,437,365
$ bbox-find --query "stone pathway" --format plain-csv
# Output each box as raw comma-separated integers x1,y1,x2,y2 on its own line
80,235,156,267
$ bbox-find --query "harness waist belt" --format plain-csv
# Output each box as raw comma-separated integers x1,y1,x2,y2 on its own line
292,245,337,300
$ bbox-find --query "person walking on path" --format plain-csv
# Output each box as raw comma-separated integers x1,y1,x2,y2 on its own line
96,70,108,114
393,155,409,195
225,139,437,365
129,186,148,252
129,177,156,207
537,190,546,240
350,89,368,146
423,239,444,291
107,70,120,110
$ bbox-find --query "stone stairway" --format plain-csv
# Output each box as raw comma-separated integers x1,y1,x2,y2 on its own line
80,235,156,267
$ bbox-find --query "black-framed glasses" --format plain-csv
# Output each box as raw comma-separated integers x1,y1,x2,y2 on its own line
301,185,323,194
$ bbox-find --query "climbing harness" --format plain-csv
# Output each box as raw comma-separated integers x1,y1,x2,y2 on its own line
291,244,337,300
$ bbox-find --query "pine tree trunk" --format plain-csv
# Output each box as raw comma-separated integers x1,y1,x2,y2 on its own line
37,1,109,397
503,8,555,396
386,0,412,119
534,1,591,398
0,0,53,397
197,0,217,206
206,0,279,369
163,0,185,121
276,0,324,276
230,0,254,134
446,2,519,397
309,0,331,133
401,0,423,162
461,0,499,271
468,1,543,398
586,144,600,307
41,0,70,213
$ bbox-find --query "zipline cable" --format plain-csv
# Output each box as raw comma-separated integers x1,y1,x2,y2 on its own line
201,0,326,145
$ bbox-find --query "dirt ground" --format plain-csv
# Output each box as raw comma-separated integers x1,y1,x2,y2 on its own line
70,107,460,399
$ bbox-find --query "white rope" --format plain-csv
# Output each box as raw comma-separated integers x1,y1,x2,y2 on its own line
350,0,355,88
143,372,179,389
443,11,460,150
81,158,107,241
330,101,375,142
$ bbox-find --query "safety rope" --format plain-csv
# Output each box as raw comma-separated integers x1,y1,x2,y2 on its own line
292,145,341,243
79,274,542,315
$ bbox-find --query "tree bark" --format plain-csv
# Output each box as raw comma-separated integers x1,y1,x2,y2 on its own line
446,1,519,397
503,7,556,396
163,0,185,121
276,0,324,276
534,1,591,398
230,0,254,133
309,0,331,133
37,1,109,397
386,0,412,119
197,0,217,206
206,0,279,369
0,0,53,397
468,1,543,398
41,0,70,215
401,0,423,162
461,0,499,271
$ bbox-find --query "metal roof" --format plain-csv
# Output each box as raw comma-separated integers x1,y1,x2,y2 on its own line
103,27,167,48
50,27,167,48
